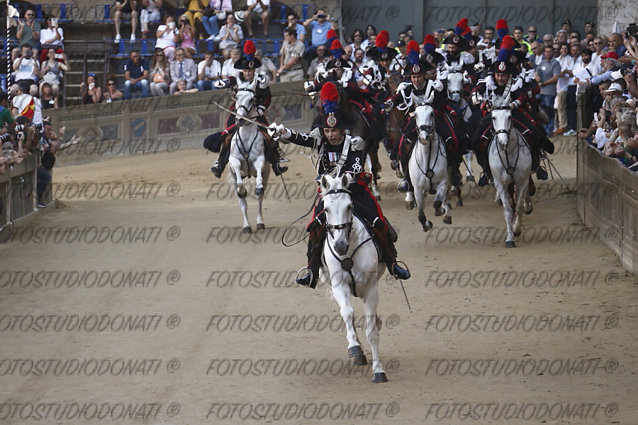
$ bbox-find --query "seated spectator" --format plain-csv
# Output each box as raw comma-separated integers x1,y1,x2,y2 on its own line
307,44,328,79
140,0,162,39
217,14,243,58
12,81,43,126
173,79,199,94
362,24,377,51
184,0,206,39
113,0,139,41
278,28,305,82
303,8,337,61
40,83,57,109
156,14,181,62
11,44,39,97
285,13,306,43
80,74,103,104
0,92,16,134
103,77,124,103
197,51,222,91
221,48,241,79
123,50,150,99
255,49,276,82
178,15,197,58
40,49,69,101
244,0,270,38
348,28,365,53
202,0,233,41
39,17,64,63
343,44,353,62
150,49,170,96
169,48,197,93
12,6,40,62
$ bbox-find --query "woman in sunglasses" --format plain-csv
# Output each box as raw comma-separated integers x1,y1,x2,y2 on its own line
102,77,124,103
150,48,170,96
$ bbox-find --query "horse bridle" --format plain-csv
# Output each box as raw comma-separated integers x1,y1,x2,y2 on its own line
491,105,520,175
414,103,443,191
322,187,372,297
234,87,256,117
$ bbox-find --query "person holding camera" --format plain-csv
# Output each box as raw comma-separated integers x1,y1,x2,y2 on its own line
303,8,337,62
36,120,80,208
39,17,64,63
155,15,181,62
11,44,40,98
80,74,103,104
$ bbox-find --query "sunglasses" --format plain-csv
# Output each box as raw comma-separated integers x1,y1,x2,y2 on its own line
157,53,164,56
107,82,115,86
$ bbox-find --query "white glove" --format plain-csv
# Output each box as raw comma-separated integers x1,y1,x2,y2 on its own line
304,81,316,92
509,101,519,110
267,123,291,141
257,105,266,116
213,80,227,88
362,74,373,86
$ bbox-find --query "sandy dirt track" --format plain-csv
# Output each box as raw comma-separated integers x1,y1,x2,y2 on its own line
0,135,637,425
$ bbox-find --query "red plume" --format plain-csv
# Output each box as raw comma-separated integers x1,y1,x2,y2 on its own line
407,40,419,53
327,29,338,40
243,40,256,55
331,39,343,50
320,82,339,103
500,35,515,50
456,18,468,30
496,19,508,30
424,34,436,46
379,30,390,40
375,32,389,48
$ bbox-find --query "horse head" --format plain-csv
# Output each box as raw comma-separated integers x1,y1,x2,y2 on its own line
234,80,257,125
446,63,464,104
320,173,354,256
412,93,436,145
491,95,513,147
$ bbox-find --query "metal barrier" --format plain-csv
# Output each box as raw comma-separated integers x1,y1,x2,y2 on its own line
0,155,41,243
577,139,638,275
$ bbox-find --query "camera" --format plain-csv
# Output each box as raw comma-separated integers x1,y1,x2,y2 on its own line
317,14,326,19
0,134,13,144
24,50,32,59
14,124,26,132
55,53,63,60
51,18,58,27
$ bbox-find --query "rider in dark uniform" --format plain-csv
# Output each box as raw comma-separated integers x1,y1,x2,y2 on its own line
270,82,410,288
208,41,288,178
469,36,553,185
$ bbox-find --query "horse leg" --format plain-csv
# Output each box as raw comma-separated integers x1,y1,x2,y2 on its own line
331,277,365,365
254,155,265,197
513,176,529,237
493,178,515,247
229,157,247,199
229,168,251,233
454,184,463,207
435,179,452,225
414,186,432,232
362,282,387,382
464,152,474,181
366,154,381,200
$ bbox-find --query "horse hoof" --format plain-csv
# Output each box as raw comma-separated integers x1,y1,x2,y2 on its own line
256,223,265,231
456,199,463,207
505,240,516,248
348,346,363,358
405,201,415,210
255,187,264,196
423,220,433,232
372,372,388,383
525,204,533,215
237,188,247,199
443,216,452,225
434,208,443,216
242,226,252,234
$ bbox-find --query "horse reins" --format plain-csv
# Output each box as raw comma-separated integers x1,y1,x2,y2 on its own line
492,105,521,175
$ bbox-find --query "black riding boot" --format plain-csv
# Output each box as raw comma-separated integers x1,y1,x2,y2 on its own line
296,220,325,289
263,134,288,176
211,135,230,178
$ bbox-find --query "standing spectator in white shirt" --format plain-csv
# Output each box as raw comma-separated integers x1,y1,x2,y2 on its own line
244,0,270,38
197,51,222,91
39,17,64,63
554,43,574,135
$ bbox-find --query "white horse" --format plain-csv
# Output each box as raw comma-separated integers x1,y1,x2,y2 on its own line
228,79,269,233
488,96,533,247
407,93,452,231
446,63,475,183
319,174,388,383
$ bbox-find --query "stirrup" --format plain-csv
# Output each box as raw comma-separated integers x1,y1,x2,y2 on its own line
390,261,410,280
294,267,315,288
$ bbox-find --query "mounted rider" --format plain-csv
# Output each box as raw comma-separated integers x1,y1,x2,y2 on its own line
209,40,288,178
270,82,410,289
469,36,554,186
385,46,465,192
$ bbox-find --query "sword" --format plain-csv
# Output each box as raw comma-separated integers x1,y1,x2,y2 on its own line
210,101,269,129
